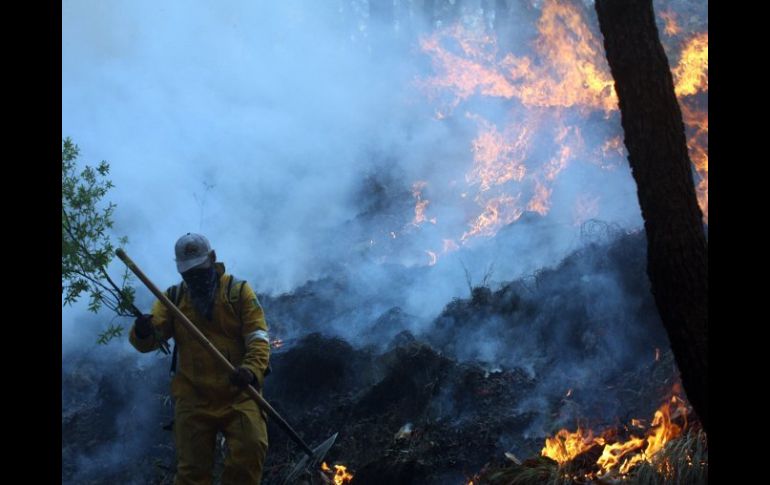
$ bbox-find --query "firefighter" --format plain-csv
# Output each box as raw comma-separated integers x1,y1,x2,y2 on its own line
129,233,270,484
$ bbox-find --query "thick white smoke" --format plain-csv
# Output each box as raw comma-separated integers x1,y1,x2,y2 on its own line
62,0,655,355
63,2,705,482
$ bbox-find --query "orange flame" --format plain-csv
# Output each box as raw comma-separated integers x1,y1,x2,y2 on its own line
541,427,603,464
660,10,681,37
528,1,617,114
597,435,646,475
674,33,708,221
461,194,523,242
680,102,709,221
321,462,354,485
411,181,437,226
527,181,552,216
414,0,707,249
601,136,625,161
467,114,530,191
542,391,692,478
674,33,708,97
544,124,577,181
420,1,616,113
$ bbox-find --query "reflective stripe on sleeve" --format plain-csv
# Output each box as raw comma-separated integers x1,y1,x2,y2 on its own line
245,329,270,344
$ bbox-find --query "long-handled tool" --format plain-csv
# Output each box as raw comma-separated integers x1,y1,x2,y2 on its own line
116,249,337,483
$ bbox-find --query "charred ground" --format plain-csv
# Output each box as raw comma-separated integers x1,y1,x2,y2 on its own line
63,229,680,484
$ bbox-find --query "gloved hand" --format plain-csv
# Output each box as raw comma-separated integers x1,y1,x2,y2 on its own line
134,314,154,339
230,366,256,389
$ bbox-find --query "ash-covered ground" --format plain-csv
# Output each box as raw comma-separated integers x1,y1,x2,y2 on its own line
62,229,679,485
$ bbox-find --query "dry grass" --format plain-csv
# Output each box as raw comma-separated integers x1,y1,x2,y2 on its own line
478,429,707,485
629,429,708,485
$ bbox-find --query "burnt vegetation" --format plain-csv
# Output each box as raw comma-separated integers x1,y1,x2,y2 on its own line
62,0,707,483
63,229,690,484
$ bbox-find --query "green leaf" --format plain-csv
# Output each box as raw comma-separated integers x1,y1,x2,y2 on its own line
97,324,125,345
63,137,136,345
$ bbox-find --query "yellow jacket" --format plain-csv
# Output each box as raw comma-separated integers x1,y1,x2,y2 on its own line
129,262,270,403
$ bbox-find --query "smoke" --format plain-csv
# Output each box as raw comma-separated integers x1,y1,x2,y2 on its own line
62,0,704,480
62,0,646,324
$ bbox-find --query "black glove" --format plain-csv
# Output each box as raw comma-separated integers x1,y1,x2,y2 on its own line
230,366,256,389
134,314,154,339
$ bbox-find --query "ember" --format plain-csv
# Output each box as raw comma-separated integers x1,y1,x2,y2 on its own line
270,338,284,350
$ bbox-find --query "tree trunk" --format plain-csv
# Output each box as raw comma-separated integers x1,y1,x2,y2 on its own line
594,0,708,432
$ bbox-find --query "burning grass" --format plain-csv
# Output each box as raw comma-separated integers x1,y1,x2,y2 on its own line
472,409,707,485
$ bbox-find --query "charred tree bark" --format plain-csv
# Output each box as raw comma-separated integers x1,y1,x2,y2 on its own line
594,0,708,432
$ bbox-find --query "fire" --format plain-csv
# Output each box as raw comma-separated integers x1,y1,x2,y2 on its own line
601,136,625,161
541,392,692,478
411,181,437,226
405,0,708,255
659,10,681,37
672,32,708,220
467,114,530,191
541,427,603,464
461,194,523,242
673,33,708,97
541,123,578,182
420,1,616,113
321,462,354,485
643,396,687,461
527,181,552,216
680,102,709,220
529,0,617,114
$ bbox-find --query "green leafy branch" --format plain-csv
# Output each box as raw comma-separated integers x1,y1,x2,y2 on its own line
62,137,137,344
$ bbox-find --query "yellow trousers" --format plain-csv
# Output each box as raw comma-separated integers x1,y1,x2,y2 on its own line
173,395,268,485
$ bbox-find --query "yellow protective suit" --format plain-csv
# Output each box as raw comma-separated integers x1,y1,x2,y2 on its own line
129,262,270,485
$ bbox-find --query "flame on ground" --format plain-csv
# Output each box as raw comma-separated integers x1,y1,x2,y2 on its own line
321,462,354,485
541,392,691,478
461,194,523,242
411,181,437,226
541,427,604,465
467,114,530,192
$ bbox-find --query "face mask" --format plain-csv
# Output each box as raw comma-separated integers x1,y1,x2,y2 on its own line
182,265,218,319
